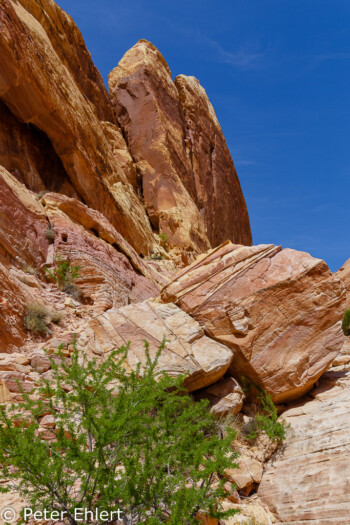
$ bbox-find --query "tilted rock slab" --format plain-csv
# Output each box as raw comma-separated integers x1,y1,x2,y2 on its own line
109,40,252,251
0,0,154,255
160,242,346,402
82,300,233,391
258,370,350,523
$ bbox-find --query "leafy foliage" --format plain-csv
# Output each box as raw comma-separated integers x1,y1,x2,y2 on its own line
45,254,81,292
157,232,169,247
342,308,350,336
0,339,240,524
242,377,289,443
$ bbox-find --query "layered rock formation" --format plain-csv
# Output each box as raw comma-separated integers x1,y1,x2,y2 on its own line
1,1,350,523
109,40,251,251
81,300,233,392
0,0,154,255
258,371,350,523
160,242,346,402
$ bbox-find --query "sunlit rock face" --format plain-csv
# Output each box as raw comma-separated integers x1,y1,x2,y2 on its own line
160,241,346,403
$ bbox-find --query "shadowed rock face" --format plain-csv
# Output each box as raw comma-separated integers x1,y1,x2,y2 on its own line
109,40,252,252
258,371,350,524
0,100,78,196
0,0,154,255
160,241,346,403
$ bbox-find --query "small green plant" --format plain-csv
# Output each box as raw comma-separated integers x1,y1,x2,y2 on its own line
342,308,350,336
158,231,169,248
0,339,240,524
45,254,81,292
24,302,50,333
37,190,48,199
242,377,289,443
45,228,56,244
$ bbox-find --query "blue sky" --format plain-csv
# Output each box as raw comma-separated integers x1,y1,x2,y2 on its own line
57,0,350,271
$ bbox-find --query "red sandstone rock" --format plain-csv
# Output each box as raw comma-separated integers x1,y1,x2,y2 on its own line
160,242,346,402
109,40,211,254
175,75,252,247
42,193,160,311
0,0,155,255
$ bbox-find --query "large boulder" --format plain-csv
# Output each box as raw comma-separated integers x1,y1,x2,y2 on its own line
80,300,233,391
160,242,346,402
0,0,154,255
258,370,350,523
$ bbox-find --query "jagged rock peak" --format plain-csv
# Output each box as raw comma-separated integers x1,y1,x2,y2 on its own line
109,39,252,250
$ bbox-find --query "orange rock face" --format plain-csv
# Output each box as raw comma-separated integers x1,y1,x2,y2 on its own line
0,0,154,255
109,40,210,254
109,40,252,252
175,75,252,247
160,242,346,402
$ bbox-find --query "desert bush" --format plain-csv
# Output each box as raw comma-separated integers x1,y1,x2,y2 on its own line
342,308,350,336
64,282,83,302
0,339,240,524
50,310,65,324
45,254,81,292
24,302,50,333
242,377,288,443
22,265,37,275
45,228,56,244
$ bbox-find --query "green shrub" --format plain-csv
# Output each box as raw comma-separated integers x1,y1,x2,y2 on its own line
45,254,81,292
158,232,169,247
342,308,350,336
242,377,289,443
37,190,48,199
0,339,240,524
45,228,56,244
24,302,50,333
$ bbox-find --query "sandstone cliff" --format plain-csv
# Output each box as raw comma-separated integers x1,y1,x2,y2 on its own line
0,1,349,523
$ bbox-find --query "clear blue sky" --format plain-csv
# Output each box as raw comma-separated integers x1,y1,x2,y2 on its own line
57,0,350,271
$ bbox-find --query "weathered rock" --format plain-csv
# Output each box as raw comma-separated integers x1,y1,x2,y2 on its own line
160,242,346,402
0,99,77,196
42,193,161,310
0,166,48,268
83,300,233,391
220,495,276,524
175,75,252,247
109,40,211,254
0,0,155,255
258,370,350,523
195,377,244,417
337,257,350,303
225,456,263,494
